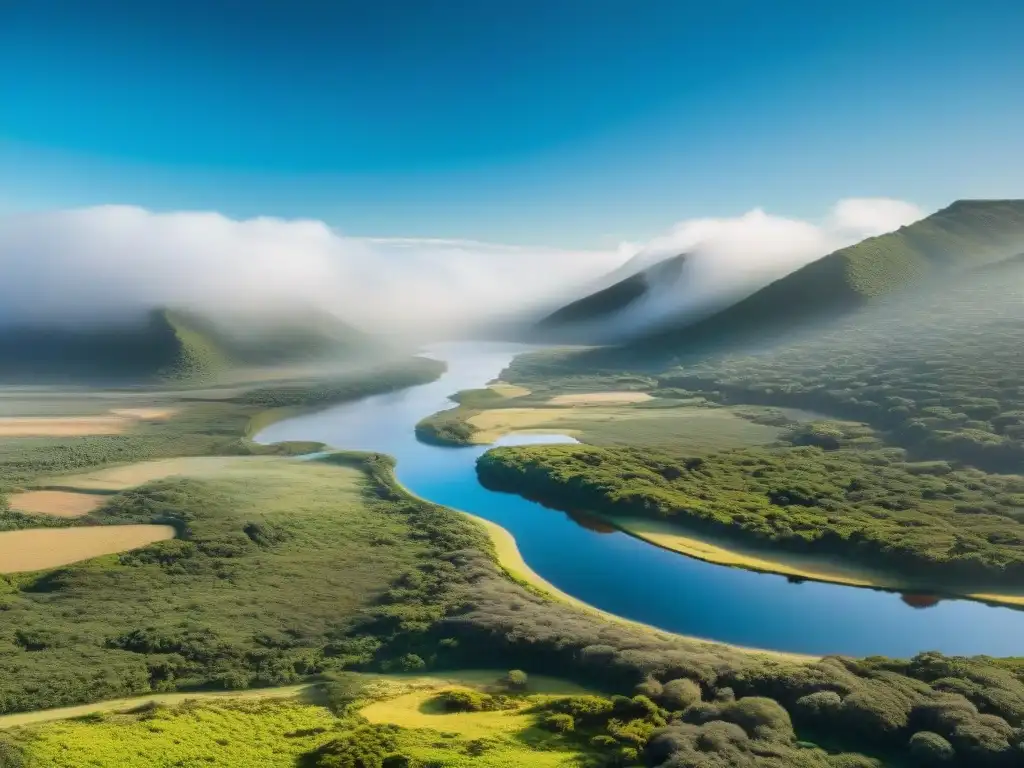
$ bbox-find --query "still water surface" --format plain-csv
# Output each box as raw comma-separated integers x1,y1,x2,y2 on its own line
256,343,1024,657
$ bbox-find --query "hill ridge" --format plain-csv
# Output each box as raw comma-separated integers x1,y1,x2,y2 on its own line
537,253,687,331
0,307,374,383
627,198,1024,357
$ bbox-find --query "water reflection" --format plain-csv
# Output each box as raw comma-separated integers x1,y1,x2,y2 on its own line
565,510,617,534
900,593,943,609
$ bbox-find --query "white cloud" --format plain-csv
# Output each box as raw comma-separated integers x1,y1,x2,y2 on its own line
599,198,924,338
0,198,924,342
0,206,624,337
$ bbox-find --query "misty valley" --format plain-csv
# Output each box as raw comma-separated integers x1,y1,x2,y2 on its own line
0,199,1024,768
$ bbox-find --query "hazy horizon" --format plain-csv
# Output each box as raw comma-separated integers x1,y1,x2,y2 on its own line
0,197,924,340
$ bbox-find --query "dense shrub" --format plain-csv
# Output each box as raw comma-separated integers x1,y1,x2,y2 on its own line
502,669,529,691
301,724,405,768
478,437,1024,585
660,679,702,711
793,691,843,725
436,690,513,713
718,696,794,740
543,713,575,733
908,731,956,764
635,677,664,700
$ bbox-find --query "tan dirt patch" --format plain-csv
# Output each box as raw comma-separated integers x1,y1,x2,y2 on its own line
56,456,271,491
7,491,104,518
109,408,178,420
547,391,652,406
487,382,531,398
466,408,577,442
0,416,127,437
0,525,175,573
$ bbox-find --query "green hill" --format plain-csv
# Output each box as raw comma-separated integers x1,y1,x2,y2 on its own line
537,253,686,330
627,199,1024,358
0,307,376,383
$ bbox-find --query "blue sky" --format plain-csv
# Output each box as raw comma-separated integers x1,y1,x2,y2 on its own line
1,0,1022,246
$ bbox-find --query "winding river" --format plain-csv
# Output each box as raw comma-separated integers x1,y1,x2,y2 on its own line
255,343,1024,658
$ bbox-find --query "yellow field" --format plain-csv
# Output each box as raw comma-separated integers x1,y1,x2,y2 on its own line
0,672,576,732
360,670,587,738
0,416,127,436
51,456,278,491
0,524,175,574
364,690,535,738
0,406,179,437
487,381,532,398
547,391,652,405
466,407,581,442
7,490,104,517
8,672,588,768
16,697,337,768
0,685,317,730
108,407,177,420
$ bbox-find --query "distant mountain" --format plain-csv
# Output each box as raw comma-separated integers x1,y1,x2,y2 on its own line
536,253,687,331
625,199,1024,358
0,307,376,383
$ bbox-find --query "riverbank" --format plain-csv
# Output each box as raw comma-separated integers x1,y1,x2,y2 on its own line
477,442,1024,618
497,487,1024,609
371,457,815,662
606,515,1024,608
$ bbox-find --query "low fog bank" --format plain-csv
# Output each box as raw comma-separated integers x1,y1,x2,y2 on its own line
0,199,922,344
0,206,627,341
547,198,925,342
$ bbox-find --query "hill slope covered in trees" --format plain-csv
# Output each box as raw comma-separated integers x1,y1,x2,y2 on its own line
0,307,375,383
622,199,1024,358
537,254,687,332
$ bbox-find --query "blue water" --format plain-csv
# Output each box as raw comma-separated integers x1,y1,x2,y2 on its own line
255,343,1024,658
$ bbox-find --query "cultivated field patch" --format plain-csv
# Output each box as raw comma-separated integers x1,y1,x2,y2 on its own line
0,416,127,437
547,391,652,405
487,381,531,398
51,456,276,491
108,407,178,420
467,402,782,449
6,490,104,517
0,524,175,573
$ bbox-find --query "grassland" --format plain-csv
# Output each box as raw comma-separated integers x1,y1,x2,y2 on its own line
3,668,905,768
417,383,783,451
2,671,599,768
7,489,103,517
414,382,534,445
0,524,176,574
1,346,1024,765
0,457,450,712
0,355,444,492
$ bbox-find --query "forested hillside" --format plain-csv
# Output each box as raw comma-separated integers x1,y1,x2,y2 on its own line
538,254,687,331
652,256,1024,473
0,307,375,383
624,199,1024,357
508,235,1024,474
